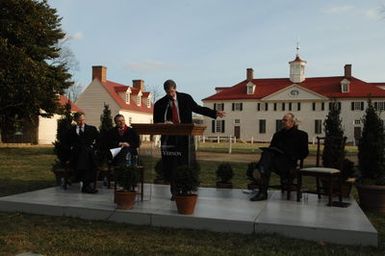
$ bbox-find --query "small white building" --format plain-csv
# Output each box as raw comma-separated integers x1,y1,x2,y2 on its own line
75,66,153,128
37,95,80,144
202,54,385,144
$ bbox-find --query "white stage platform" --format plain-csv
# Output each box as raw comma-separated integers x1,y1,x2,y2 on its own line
0,184,378,246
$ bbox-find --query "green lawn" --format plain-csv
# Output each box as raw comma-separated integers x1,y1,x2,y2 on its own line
0,146,383,256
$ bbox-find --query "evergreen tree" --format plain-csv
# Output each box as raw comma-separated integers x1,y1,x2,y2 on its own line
99,103,113,134
322,100,345,170
0,0,73,129
97,104,113,166
358,99,385,184
53,101,73,166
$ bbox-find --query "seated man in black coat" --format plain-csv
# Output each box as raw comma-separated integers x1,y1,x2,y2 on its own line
250,113,309,201
66,112,99,193
107,114,140,166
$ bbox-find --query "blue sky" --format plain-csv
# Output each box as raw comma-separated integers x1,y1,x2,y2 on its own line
48,0,385,103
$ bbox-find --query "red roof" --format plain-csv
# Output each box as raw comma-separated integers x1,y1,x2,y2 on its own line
102,80,153,114
58,95,81,112
203,76,385,101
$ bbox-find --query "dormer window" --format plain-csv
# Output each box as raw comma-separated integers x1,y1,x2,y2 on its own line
146,97,151,108
125,92,130,104
246,82,255,95
136,91,143,106
340,78,350,93
125,88,132,104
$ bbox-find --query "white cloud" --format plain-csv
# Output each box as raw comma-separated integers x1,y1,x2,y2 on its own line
126,60,175,72
323,5,354,14
364,8,381,20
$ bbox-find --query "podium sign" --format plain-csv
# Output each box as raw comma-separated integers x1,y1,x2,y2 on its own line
131,123,206,179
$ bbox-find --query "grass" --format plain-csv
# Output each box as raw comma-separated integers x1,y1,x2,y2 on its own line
0,146,384,256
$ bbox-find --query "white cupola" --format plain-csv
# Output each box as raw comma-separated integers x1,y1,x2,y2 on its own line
289,46,306,83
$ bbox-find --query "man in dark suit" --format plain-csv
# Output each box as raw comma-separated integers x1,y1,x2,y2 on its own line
66,112,99,193
153,79,225,199
107,114,140,166
250,113,309,201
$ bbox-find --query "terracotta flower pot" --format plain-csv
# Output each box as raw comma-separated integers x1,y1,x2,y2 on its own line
175,194,197,215
356,183,385,213
115,190,136,210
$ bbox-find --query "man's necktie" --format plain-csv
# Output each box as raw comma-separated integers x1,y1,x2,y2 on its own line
171,99,180,124
79,126,84,136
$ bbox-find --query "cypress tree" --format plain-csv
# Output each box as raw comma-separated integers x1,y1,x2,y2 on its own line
358,99,385,184
322,100,345,171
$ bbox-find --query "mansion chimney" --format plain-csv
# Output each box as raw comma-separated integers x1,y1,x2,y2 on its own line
92,66,107,82
246,68,254,81
344,64,352,79
133,79,145,91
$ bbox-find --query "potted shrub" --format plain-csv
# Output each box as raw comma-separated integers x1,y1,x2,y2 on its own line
321,100,356,197
174,163,200,215
52,101,73,189
356,99,385,212
216,162,234,188
114,164,140,209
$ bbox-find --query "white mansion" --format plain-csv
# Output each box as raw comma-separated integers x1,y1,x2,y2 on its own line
201,54,385,144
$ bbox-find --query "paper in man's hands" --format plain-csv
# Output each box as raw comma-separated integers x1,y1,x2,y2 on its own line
110,147,122,159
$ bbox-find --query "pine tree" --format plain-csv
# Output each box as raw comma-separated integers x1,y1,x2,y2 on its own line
322,100,345,171
358,99,385,184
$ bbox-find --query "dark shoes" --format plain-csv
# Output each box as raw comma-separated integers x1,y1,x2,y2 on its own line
82,186,98,194
250,191,268,201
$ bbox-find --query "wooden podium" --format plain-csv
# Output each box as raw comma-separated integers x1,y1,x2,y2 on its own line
131,123,206,136
131,123,207,167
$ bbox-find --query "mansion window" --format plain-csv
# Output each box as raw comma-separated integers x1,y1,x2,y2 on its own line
354,120,361,125
212,120,225,133
374,101,385,111
312,102,326,111
329,102,341,111
214,103,224,111
288,102,292,111
275,119,283,132
315,119,322,134
281,103,285,111
297,102,301,111
234,119,240,124
257,102,268,111
232,103,243,111
259,119,266,134
274,103,277,111
351,101,364,111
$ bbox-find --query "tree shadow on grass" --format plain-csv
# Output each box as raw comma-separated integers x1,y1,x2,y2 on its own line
0,178,56,197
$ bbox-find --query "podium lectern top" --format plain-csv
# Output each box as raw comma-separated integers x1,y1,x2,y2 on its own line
131,123,206,136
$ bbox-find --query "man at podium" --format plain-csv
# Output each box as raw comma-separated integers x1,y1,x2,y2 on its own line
154,79,225,200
